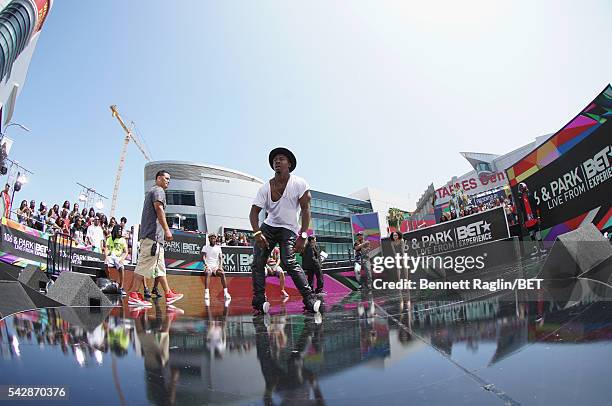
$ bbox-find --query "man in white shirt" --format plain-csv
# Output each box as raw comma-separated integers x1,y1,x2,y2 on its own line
249,147,321,314
86,216,105,252
202,233,231,303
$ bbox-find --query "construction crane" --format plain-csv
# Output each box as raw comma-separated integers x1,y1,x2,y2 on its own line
109,105,152,218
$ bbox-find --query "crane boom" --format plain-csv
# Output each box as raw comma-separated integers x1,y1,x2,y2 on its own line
109,105,152,218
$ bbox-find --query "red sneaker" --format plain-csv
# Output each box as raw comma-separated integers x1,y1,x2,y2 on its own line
166,289,184,305
128,291,152,307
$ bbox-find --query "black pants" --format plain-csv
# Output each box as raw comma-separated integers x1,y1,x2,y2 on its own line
252,223,316,309
305,263,323,292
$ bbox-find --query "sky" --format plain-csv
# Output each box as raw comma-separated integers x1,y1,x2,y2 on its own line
6,0,612,224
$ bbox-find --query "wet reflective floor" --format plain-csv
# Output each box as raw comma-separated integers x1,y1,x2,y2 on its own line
2,276,612,405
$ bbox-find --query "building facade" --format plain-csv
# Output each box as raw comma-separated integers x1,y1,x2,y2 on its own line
0,0,52,129
144,161,264,234
310,190,372,261
429,134,551,211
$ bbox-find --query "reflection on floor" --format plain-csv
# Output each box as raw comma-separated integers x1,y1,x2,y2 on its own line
2,276,612,405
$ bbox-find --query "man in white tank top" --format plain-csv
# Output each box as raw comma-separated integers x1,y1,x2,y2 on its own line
249,147,321,314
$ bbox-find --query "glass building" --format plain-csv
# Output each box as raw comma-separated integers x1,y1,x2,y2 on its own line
310,190,372,261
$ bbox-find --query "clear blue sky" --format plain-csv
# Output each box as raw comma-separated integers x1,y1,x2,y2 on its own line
7,0,612,224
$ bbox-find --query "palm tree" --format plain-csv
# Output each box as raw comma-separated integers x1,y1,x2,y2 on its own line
388,207,405,231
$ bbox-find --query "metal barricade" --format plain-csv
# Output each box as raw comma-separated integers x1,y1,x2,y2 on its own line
47,233,73,277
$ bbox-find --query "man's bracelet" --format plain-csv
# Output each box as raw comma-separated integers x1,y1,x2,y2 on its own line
253,231,262,237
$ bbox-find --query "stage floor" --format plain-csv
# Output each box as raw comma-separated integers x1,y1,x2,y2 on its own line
2,273,612,405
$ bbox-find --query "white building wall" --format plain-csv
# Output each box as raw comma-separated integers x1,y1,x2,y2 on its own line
350,187,414,237
200,175,263,234
144,162,263,233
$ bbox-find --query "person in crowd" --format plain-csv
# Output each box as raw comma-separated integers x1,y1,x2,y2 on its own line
202,233,231,304
35,202,47,232
354,231,372,289
26,200,36,227
61,200,70,212
86,216,105,252
106,224,128,295
516,182,546,256
439,214,447,223
59,216,70,236
450,211,457,220
81,208,88,218
59,207,70,223
303,236,324,295
504,198,515,225
120,217,128,237
69,203,80,221
265,246,289,298
389,231,407,280
46,209,59,232
109,217,117,230
71,216,86,245
0,183,10,218
249,147,321,315
125,170,183,307
88,207,96,220
17,200,29,224
226,232,237,246
238,233,249,246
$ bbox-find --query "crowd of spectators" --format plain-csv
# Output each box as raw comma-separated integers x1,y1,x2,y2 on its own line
439,196,517,225
218,230,252,247
13,199,131,253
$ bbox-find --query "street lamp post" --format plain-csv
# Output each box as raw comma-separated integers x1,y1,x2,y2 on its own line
0,122,30,176
9,171,28,220
0,122,30,143
175,214,186,229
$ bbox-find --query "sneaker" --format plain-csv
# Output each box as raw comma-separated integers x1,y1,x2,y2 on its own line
224,291,231,300
152,287,162,297
128,292,152,307
143,288,151,298
224,297,231,307
306,299,321,313
204,298,210,307
204,289,210,300
166,289,184,305
314,312,322,325
281,290,289,298
262,301,270,314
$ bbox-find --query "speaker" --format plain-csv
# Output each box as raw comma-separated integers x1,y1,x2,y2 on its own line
47,272,113,307
18,265,49,291
0,281,36,318
539,223,612,280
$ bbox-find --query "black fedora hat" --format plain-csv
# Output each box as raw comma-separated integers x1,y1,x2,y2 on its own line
269,147,297,172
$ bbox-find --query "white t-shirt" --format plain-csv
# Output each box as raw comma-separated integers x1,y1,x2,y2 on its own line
202,244,222,269
86,225,105,250
253,175,309,234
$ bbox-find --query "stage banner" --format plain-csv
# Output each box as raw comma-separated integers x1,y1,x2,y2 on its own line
221,246,253,273
0,218,103,268
350,212,381,254
397,206,509,257
472,189,507,207
505,85,612,241
162,230,207,270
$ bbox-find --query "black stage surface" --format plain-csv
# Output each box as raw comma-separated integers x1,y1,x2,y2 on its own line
1,257,612,405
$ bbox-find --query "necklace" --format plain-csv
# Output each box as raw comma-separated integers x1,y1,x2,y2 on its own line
271,178,288,201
